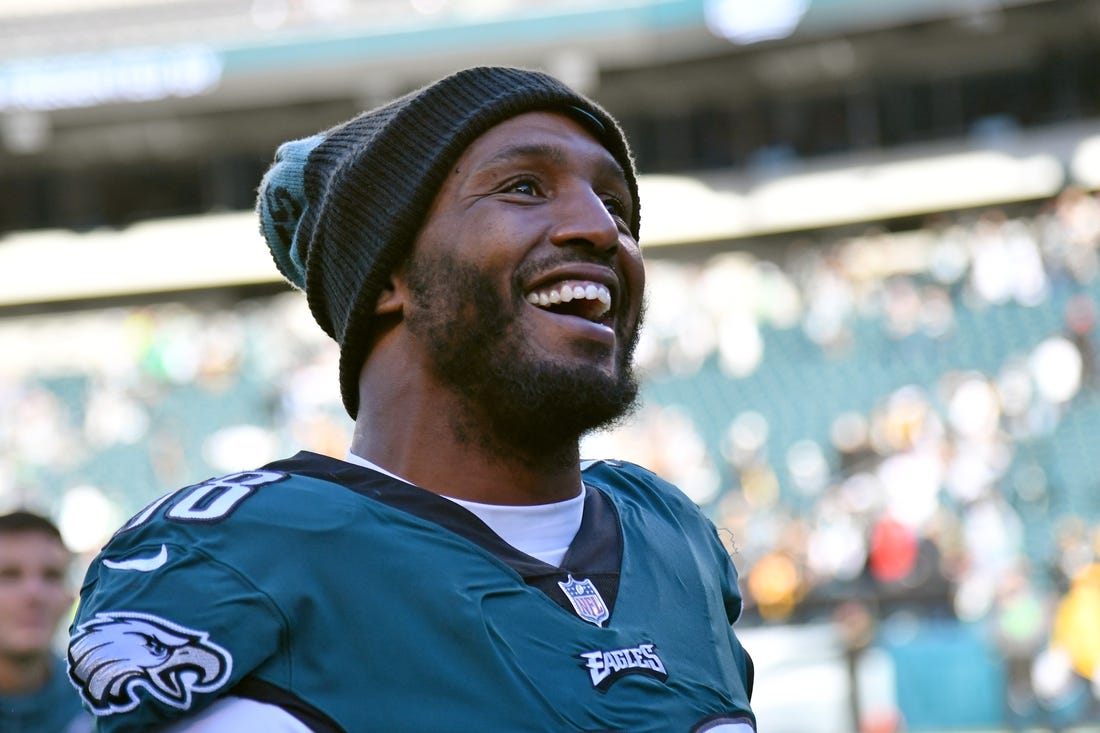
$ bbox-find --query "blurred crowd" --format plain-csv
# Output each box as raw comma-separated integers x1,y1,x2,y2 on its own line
588,187,1100,727
1,187,1099,725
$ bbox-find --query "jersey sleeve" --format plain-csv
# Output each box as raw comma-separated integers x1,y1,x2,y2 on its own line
68,499,287,733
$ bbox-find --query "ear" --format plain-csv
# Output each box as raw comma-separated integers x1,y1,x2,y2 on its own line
373,264,409,316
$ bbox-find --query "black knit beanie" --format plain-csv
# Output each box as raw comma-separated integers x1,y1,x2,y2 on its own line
257,66,640,418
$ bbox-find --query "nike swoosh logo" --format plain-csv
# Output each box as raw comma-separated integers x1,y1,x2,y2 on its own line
102,545,168,572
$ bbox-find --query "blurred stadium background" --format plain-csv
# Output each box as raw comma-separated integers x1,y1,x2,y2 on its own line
2,0,1100,730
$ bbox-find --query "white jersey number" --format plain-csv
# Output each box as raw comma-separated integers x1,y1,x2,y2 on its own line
121,470,286,531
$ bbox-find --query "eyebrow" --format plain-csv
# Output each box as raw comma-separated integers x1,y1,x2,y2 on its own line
476,142,627,184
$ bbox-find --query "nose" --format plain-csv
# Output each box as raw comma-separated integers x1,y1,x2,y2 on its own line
21,576,52,602
548,186,622,255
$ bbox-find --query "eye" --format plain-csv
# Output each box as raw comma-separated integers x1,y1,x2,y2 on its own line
500,176,542,197
142,635,169,658
601,195,626,218
601,194,632,230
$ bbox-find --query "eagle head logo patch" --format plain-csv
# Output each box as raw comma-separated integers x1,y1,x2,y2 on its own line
68,611,232,715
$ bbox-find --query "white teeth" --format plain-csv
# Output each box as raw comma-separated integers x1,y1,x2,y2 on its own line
525,282,613,316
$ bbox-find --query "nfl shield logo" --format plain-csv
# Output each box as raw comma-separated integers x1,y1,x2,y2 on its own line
557,575,610,627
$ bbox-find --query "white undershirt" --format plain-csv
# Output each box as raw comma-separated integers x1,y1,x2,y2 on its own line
343,451,584,567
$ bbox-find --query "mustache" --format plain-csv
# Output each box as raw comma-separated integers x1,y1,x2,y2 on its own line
513,250,619,284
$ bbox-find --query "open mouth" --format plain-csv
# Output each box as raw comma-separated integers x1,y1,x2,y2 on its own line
525,280,613,324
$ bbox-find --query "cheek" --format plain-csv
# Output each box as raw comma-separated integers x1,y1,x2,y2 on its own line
620,249,646,306
46,584,72,608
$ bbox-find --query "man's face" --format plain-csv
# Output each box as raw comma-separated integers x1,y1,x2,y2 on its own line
0,532,72,660
399,111,646,453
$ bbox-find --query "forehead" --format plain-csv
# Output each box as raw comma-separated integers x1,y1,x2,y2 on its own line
457,111,625,176
0,532,67,564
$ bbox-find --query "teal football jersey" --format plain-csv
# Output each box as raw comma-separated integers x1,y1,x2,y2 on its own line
0,656,91,733
68,452,755,732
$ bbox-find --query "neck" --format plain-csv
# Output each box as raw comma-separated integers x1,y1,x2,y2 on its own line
0,652,51,695
351,327,595,504
351,370,583,505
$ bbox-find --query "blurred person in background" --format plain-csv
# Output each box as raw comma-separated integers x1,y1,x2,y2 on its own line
66,66,755,732
990,564,1053,731
0,511,90,733
1049,547,1100,721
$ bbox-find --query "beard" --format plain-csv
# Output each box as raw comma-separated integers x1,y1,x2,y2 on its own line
403,249,641,466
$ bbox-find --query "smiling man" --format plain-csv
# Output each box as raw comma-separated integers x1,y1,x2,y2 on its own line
68,66,756,732
367,110,646,486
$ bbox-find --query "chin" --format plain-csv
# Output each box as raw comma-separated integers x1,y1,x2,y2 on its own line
495,360,638,443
